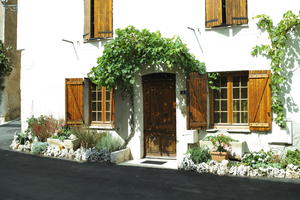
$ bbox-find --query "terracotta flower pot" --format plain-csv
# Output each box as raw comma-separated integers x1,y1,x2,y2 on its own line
210,151,229,161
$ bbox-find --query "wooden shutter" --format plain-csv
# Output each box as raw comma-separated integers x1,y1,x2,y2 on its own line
65,78,84,125
205,0,223,28
111,89,115,127
84,0,91,41
94,0,113,38
226,0,248,25
248,70,272,131
187,73,208,129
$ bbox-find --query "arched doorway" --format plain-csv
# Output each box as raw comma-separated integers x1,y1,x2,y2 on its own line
142,73,176,157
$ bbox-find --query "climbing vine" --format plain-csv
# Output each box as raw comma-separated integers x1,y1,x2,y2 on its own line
88,26,205,94
0,40,12,90
251,11,300,128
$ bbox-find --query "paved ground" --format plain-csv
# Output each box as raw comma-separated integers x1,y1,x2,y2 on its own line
0,119,21,150
0,149,300,200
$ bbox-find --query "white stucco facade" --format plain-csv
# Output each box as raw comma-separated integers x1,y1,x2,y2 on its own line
17,0,300,164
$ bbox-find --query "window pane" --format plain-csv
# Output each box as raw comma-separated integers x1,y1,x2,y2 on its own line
214,113,220,123
106,102,110,111
97,102,102,111
98,91,102,101
214,90,220,99
214,101,219,111
92,112,96,121
221,89,227,98
241,88,247,98
106,112,111,121
220,77,227,87
98,112,102,121
233,77,239,86
241,76,247,86
92,102,96,111
233,100,240,111
241,112,248,123
233,88,239,98
106,91,110,101
241,100,247,111
233,112,240,123
221,100,227,111
92,92,96,101
221,112,227,123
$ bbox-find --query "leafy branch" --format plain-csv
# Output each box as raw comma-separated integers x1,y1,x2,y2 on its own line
0,40,12,89
88,26,205,94
252,11,300,128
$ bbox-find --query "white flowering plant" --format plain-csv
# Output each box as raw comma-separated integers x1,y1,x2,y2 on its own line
242,150,283,169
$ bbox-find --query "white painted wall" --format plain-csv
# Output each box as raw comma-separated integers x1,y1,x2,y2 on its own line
18,0,300,162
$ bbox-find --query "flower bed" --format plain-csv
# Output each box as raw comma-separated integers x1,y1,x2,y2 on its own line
10,115,131,164
180,151,300,179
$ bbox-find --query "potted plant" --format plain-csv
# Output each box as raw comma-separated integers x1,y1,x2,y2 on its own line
206,134,233,161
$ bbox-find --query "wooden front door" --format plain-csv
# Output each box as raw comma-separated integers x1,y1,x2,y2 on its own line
143,73,176,157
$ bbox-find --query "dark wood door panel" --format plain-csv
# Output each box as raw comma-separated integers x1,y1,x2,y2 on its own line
143,73,176,157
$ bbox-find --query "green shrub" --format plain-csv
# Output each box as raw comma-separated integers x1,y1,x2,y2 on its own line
96,134,122,152
281,149,300,168
31,142,48,155
241,150,283,169
51,126,72,141
17,132,30,145
71,126,103,149
187,147,211,164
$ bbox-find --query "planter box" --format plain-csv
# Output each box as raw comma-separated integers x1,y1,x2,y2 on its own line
210,151,229,161
47,138,77,150
199,140,247,160
110,147,131,164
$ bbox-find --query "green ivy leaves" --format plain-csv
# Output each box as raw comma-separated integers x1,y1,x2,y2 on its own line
252,11,300,128
0,40,12,79
88,26,205,94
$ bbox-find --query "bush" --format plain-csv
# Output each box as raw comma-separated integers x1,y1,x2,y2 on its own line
27,115,64,142
51,126,72,141
281,149,300,168
187,147,211,164
17,132,30,145
87,148,111,163
241,150,283,169
31,142,48,155
96,134,122,153
71,126,103,149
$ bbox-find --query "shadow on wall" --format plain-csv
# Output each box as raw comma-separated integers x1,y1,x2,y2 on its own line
284,28,300,114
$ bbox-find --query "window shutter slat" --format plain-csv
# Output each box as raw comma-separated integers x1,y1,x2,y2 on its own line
187,73,208,129
248,70,272,131
65,78,84,125
94,0,113,38
226,0,248,25
84,0,91,41
205,0,223,28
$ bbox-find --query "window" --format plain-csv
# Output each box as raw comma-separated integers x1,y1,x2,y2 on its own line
205,0,248,28
84,0,113,40
90,84,114,125
212,72,248,125
65,78,115,128
187,70,272,131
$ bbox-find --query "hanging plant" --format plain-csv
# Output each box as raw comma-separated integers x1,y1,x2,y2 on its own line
252,11,300,128
88,26,205,94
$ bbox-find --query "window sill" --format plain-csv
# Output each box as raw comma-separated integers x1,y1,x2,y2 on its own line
205,24,249,31
207,125,251,134
89,125,115,130
84,37,113,43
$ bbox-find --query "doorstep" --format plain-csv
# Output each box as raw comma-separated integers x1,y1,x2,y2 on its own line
118,158,178,170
